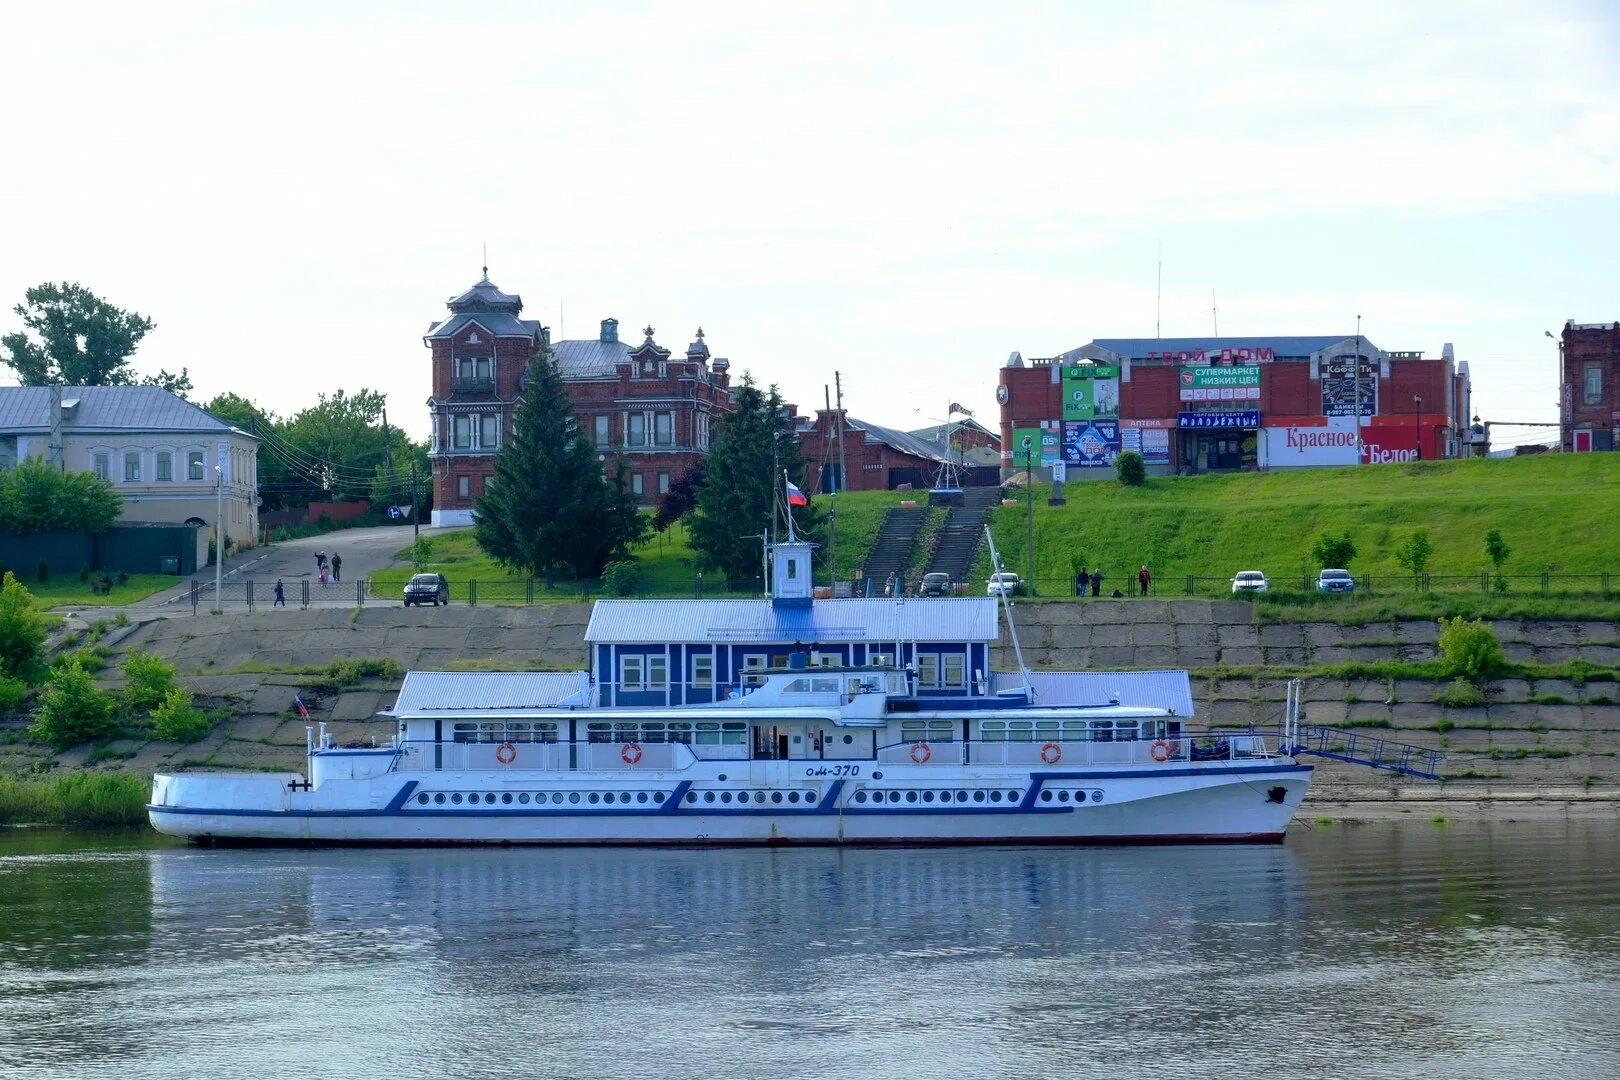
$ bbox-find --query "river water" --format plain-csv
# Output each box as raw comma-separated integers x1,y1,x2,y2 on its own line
1,821,1616,1080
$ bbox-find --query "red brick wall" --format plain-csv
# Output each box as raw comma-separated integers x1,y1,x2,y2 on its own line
1563,323,1620,446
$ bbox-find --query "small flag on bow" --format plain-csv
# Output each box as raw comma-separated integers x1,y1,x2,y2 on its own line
294,695,311,719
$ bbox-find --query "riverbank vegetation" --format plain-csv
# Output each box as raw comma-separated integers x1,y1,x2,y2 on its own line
0,772,149,826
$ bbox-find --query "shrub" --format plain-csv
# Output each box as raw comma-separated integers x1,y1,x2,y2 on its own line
602,559,641,597
121,650,178,716
1310,531,1357,571
408,535,434,570
0,772,149,826
1114,450,1146,486
1438,677,1485,708
150,686,212,742
1437,616,1504,679
0,674,28,713
325,656,404,687
26,658,117,748
0,572,46,679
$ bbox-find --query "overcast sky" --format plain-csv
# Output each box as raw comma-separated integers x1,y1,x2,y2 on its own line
3,1,1617,444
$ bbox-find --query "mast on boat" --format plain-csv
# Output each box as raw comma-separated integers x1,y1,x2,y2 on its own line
983,525,1033,702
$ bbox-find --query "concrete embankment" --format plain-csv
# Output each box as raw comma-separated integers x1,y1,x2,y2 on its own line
4,600,1616,815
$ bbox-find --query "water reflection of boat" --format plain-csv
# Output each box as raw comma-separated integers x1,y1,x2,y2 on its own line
150,531,1311,846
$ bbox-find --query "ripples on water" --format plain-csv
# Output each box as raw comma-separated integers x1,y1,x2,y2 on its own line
1,822,1616,1080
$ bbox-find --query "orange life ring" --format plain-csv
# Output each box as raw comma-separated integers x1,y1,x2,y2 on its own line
1150,740,1171,763
909,741,932,764
1040,742,1062,765
495,741,517,764
621,741,643,765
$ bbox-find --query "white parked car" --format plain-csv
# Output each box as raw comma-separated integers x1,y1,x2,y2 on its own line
1231,570,1269,594
986,572,1021,597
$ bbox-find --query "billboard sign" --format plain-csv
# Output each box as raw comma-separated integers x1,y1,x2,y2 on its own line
1062,420,1120,467
1321,356,1379,416
1121,422,1171,464
1011,425,1060,467
1361,426,1420,464
1260,416,1359,468
1178,410,1260,429
1146,346,1276,363
1178,365,1260,402
1061,365,1120,420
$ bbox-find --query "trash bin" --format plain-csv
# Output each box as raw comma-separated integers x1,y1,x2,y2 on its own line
160,555,180,575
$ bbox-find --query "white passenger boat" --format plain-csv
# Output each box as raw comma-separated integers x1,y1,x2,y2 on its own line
149,528,1313,846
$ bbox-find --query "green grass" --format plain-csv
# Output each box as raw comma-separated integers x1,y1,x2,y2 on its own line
27,574,177,609
0,772,150,826
977,455,1620,609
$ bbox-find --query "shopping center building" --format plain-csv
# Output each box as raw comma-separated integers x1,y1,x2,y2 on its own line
996,335,1471,478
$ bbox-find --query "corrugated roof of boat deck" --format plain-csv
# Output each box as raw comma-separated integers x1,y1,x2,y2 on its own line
585,598,1001,645
1018,670,1195,718
390,671,592,716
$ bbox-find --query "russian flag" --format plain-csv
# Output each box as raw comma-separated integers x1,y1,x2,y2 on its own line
786,481,808,507
294,695,310,719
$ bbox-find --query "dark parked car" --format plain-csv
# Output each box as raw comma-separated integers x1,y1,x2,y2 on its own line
404,573,449,606
1316,568,1355,594
920,572,952,597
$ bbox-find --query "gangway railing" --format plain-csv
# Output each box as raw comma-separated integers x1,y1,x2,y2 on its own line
1288,725,1443,781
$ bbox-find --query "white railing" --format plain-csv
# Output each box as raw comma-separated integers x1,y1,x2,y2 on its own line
391,739,718,773
877,735,1283,768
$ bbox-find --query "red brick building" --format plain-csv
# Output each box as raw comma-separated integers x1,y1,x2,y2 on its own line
795,411,1000,492
425,272,732,524
998,335,1471,477
1560,320,1620,452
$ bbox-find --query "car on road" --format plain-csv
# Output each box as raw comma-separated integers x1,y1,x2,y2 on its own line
1231,570,1269,594
1316,568,1355,594
920,572,952,597
986,572,1021,597
404,573,450,606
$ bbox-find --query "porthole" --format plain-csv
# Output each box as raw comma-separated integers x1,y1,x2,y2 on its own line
956,790,969,802
990,790,1003,803
1058,790,1070,802
1040,790,1053,803
1091,790,1104,803
434,792,446,804
518,792,531,804
771,791,784,804
416,793,430,805
854,791,867,804
1008,791,1021,802
905,791,919,803
922,790,935,803
552,792,564,804
720,792,733,804
703,791,716,804
588,792,600,804
568,792,581,804
686,792,698,804
787,791,800,804
843,734,854,744
501,792,513,805
889,791,902,804
485,793,497,805
656,791,666,801
973,791,986,803
451,793,464,805
754,791,766,804
636,792,649,804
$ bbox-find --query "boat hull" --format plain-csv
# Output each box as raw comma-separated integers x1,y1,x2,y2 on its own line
148,761,1312,846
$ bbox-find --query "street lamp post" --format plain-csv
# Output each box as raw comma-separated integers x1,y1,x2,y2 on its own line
1021,435,1035,595
213,464,224,614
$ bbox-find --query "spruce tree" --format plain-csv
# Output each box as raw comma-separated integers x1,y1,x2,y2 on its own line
690,376,822,587
474,347,637,580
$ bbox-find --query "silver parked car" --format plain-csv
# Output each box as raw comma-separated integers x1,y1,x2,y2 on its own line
986,572,1021,597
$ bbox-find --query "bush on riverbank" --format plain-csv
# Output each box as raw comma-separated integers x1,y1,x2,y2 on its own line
26,658,116,748
0,772,149,826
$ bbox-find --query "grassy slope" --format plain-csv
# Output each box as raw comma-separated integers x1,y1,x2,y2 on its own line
28,574,178,609
976,455,1620,596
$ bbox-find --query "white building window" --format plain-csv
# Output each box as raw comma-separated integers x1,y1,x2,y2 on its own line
620,654,645,691
658,472,670,495
697,413,710,449
457,475,470,498
631,473,644,496
654,412,674,446
647,655,668,689
691,655,714,689
917,653,939,688
93,453,110,481
156,452,172,482
942,654,966,689
453,415,472,449
1585,365,1603,406
627,413,646,447
594,415,610,447
741,654,767,687
479,414,499,448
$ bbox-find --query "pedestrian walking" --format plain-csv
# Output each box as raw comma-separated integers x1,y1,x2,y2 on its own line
314,551,325,573
273,579,286,607
1091,568,1103,597
331,553,342,583
1076,568,1090,597
1138,564,1151,597
319,567,328,588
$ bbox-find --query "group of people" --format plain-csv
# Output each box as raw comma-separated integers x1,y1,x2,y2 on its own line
314,550,342,587
1075,565,1153,598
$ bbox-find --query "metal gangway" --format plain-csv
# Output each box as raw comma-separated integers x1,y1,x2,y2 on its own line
1280,679,1444,781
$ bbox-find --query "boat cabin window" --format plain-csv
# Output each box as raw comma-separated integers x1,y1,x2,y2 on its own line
451,721,559,743
691,655,714,689
647,655,668,690
900,719,955,741
869,653,893,668
942,655,966,689
916,654,939,688
741,655,767,687
783,676,841,694
695,721,748,746
620,654,645,690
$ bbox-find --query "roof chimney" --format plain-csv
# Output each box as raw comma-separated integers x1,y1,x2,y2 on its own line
600,318,619,344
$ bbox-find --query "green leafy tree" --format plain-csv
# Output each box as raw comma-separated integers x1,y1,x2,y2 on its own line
0,572,46,680
474,348,642,579
1,282,156,386
1437,617,1504,679
0,459,123,534
1114,450,1146,486
141,368,193,398
1483,529,1511,571
27,657,117,748
120,650,178,716
653,461,704,532
1310,531,1357,570
689,376,823,587
150,686,211,742
1394,529,1433,587
407,535,435,570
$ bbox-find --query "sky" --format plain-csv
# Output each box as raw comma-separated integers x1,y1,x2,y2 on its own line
2,0,1617,447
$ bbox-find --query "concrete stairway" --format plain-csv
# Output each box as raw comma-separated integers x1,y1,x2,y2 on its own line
860,506,927,595
924,487,1005,586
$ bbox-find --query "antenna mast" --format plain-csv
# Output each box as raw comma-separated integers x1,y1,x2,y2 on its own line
983,526,1033,702
1211,289,1218,336
1155,242,1162,338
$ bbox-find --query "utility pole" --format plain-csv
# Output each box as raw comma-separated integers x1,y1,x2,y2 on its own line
1022,435,1035,594
410,461,420,541
382,406,397,510
824,383,836,587
213,464,224,614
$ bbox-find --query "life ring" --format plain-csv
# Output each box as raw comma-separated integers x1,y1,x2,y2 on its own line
1040,742,1062,765
621,741,643,765
495,741,517,764
1150,740,1171,763
909,741,931,764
